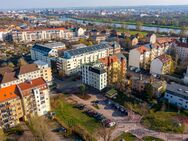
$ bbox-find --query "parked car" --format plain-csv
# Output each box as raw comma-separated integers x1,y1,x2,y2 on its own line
135,68,141,73
130,66,136,71
52,127,67,133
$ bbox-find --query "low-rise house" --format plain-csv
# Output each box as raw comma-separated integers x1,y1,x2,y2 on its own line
164,83,188,109
81,63,107,91
150,54,173,75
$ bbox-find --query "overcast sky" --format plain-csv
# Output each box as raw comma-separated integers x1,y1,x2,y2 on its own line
1,0,188,9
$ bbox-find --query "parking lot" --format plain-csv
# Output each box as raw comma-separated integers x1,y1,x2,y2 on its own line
67,93,142,140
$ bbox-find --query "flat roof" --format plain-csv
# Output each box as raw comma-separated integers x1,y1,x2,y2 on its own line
166,83,188,100
37,42,65,49
64,43,112,58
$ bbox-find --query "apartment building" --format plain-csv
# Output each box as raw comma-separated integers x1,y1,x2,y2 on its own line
81,63,107,91
99,54,126,85
150,54,173,75
31,42,66,65
0,77,51,128
128,40,171,70
0,85,23,129
172,38,188,61
12,27,74,43
57,42,121,75
0,63,52,88
18,77,51,119
165,83,188,109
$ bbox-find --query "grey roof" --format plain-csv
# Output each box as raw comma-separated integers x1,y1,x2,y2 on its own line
89,66,106,74
166,83,188,100
39,42,65,48
64,43,112,58
32,44,52,56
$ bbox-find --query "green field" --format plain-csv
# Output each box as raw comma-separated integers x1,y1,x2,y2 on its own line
51,96,101,134
113,132,138,141
141,111,184,133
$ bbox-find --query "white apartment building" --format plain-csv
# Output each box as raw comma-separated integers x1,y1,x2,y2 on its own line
12,28,74,43
31,42,66,66
81,63,107,91
57,42,121,75
165,83,188,109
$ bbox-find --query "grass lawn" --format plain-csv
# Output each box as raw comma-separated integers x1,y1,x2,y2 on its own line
113,132,138,141
141,111,184,133
142,136,164,141
51,96,101,134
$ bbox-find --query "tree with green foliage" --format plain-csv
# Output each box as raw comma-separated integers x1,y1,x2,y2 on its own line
136,21,143,31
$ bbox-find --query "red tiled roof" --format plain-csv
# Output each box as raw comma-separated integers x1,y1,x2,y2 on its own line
99,55,119,66
0,85,20,103
18,77,47,91
157,37,175,44
157,54,172,64
136,46,149,54
22,27,65,32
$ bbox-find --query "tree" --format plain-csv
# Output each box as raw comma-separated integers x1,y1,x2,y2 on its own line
136,21,143,31
96,126,114,141
7,61,15,68
0,129,6,141
28,116,55,141
18,58,28,67
180,26,188,37
144,83,154,101
79,84,86,96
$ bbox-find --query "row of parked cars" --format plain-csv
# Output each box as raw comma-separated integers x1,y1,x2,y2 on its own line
105,100,128,116
73,103,116,128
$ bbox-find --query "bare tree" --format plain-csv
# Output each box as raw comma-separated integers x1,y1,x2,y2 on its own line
0,129,6,141
96,126,114,141
28,116,55,141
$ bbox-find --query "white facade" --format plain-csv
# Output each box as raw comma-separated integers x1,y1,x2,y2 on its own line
150,58,163,75
33,88,50,116
77,28,86,37
81,64,107,91
173,43,188,61
57,43,118,75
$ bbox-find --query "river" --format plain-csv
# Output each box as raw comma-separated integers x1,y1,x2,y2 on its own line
60,17,187,35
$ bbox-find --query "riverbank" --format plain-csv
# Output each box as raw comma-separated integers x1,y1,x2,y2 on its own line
72,17,181,30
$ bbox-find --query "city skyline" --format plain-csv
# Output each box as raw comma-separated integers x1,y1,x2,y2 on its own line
1,0,188,9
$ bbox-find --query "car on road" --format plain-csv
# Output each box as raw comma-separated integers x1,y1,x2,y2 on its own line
135,68,141,73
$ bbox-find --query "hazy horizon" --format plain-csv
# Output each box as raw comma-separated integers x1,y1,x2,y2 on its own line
1,0,188,9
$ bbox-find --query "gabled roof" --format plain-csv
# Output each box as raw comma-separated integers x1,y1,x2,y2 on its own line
136,46,150,54
18,77,47,92
157,54,172,64
0,72,17,84
0,85,20,103
19,64,39,75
